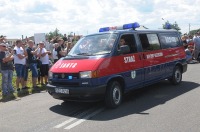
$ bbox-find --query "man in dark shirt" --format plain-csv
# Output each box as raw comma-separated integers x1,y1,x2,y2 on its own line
0,43,15,98
63,34,68,42
57,38,66,59
26,40,40,90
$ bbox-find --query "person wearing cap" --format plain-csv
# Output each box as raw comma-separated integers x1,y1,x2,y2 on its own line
0,43,15,99
13,40,26,92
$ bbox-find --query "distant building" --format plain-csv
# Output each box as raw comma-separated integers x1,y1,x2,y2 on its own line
6,36,34,46
6,38,18,46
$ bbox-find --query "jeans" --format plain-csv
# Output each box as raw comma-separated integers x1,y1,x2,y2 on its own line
1,70,14,95
29,63,38,78
24,66,29,81
15,64,25,78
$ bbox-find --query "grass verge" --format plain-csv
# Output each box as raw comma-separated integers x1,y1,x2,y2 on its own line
0,70,46,102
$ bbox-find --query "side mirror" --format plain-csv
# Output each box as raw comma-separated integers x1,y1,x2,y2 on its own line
118,45,130,54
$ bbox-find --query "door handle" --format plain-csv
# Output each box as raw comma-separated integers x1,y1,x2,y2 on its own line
143,54,146,59
139,54,146,60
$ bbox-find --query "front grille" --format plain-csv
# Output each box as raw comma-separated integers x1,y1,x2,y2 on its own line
52,73,80,87
53,73,79,79
52,82,79,87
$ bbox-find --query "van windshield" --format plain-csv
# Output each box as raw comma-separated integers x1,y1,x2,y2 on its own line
68,33,117,56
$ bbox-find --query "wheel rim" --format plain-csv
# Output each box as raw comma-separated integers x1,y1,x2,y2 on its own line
175,69,181,82
113,86,121,105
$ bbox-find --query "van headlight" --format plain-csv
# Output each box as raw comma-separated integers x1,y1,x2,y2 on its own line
80,71,98,78
48,71,53,79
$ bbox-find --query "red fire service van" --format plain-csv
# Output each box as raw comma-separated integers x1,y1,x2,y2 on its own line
47,22,187,108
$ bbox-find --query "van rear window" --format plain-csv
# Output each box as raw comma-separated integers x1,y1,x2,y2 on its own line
159,33,180,49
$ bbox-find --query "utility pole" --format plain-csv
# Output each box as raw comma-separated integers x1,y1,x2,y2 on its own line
189,23,190,34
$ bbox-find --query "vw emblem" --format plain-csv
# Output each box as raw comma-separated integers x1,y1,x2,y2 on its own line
61,73,65,78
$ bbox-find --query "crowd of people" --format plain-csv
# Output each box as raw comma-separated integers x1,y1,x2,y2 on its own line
0,34,76,100
182,32,200,63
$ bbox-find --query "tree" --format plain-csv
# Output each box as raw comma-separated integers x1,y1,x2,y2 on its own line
162,21,181,31
189,29,200,35
46,28,63,41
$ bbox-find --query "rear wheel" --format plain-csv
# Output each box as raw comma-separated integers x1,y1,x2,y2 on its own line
105,81,122,108
169,66,182,85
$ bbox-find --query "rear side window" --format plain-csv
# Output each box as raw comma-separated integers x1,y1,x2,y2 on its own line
139,34,161,51
159,33,180,49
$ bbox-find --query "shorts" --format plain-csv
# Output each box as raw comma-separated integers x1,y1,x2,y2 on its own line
29,63,38,78
24,66,29,81
15,64,25,78
40,64,49,77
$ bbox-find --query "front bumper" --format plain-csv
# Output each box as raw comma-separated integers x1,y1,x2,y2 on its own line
182,62,187,73
46,84,106,102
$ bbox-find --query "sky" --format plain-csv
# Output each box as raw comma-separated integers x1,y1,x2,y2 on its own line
0,0,200,39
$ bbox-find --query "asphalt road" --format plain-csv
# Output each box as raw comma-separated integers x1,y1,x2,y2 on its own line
1,63,200,132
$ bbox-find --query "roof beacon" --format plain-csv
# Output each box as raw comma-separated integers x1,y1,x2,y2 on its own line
99,22,140,32
123,22,140,29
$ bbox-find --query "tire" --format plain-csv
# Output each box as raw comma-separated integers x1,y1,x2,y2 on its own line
168,66,182,85
105,81,122,108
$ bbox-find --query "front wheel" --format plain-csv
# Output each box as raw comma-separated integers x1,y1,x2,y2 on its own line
168,66,182,85
105,81,122,108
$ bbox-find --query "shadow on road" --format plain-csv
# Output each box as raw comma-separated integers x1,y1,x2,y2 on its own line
49,80,199,120
49,100,99,117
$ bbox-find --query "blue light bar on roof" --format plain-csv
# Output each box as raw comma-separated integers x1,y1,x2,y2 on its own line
99,22,140,32
165,23,171,29
123,22,140,29
99,27,110,32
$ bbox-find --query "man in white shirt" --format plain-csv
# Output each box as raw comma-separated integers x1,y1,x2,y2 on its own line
193,32,200,61
37,41,50,85
13,40,26,91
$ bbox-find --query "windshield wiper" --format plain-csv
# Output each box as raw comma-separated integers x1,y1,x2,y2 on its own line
76,53,93,56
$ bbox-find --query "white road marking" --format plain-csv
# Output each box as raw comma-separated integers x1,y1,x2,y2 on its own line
54,108,92,128
54,117,77,128
64,108,105,130
54,106,104,129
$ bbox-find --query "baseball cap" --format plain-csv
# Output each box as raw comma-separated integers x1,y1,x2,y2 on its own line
0,43,7,47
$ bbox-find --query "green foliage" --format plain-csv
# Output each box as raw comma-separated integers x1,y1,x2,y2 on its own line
0,71,45,99
189,28,200,35
162,21,181,31
46,28,63,41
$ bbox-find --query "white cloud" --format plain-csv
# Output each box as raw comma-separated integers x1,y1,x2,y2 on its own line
0,0,199,39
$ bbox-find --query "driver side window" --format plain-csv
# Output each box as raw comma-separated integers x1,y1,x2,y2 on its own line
118,34,137,54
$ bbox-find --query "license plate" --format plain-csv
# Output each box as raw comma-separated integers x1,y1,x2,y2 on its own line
55,88,69,94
